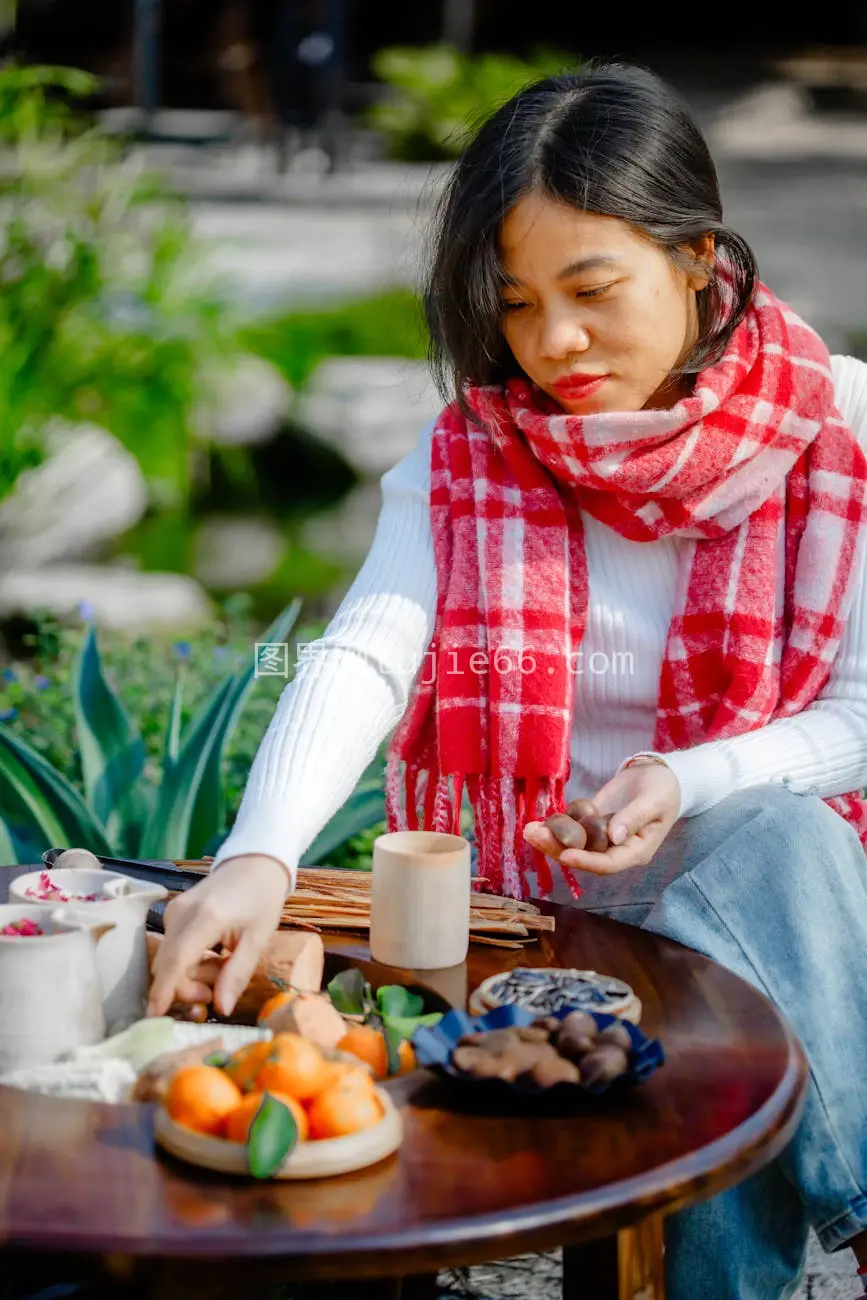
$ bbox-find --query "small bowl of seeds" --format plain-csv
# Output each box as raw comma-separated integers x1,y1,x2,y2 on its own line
468,967,641,1023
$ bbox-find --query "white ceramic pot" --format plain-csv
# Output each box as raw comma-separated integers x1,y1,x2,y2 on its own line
0,906,114,1071
8,869,168,1034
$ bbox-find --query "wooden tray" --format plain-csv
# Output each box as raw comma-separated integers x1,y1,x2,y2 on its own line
154,1086,403,1179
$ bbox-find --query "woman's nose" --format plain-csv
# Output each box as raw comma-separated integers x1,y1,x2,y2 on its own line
538,313,591,359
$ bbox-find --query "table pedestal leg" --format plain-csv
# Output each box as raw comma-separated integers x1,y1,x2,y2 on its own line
563,1213,665,1300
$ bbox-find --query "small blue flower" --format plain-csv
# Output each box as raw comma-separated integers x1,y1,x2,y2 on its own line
1,668,15,683
78,599,95,621
0,707,19,722
34,675,50,690
173,641,192,661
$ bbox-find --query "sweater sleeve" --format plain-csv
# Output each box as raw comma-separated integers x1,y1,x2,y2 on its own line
208,420,438,887
623,354,867,818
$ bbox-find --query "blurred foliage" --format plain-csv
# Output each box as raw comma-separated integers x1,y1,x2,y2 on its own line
368,44,579,161
240,287,428,390
0,599,389,866
0,598,295,846
849,329,867,363
0,62,234,507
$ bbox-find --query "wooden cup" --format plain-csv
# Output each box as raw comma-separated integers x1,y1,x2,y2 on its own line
369,831,471,970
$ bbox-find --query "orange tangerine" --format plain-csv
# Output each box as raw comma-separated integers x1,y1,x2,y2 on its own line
337,1025,415,1079
165,1065,242,1136
224,1089,309,1144
257,1032,334,1103
257,988,297,1025
307,1073,384,1140
223,1039,273,1093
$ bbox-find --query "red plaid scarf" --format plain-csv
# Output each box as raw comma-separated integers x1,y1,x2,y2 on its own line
385,284,867,898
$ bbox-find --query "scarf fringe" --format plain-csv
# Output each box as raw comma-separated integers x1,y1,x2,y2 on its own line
385,757,580,901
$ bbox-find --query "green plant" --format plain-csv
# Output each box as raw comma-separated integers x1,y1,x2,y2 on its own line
368,44,579,161
0,599,389,865
240,287,428,391
0,62,233,505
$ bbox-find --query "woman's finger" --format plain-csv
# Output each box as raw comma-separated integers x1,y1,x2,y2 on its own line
607,796,661,845
212,924,272,1017
148,910,224,1017
560,824,661,875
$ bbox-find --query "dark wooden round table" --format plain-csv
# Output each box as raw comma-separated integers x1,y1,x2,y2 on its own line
0,864,807,1300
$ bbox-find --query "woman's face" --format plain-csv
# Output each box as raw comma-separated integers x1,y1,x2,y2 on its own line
498,191,713,414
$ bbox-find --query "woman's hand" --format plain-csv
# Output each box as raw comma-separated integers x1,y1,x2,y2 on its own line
145,932,224,1009
522,758,681,875
146,854,290,1018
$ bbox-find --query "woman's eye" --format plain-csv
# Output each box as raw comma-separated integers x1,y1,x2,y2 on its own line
576,284,612,300
501,301,526,313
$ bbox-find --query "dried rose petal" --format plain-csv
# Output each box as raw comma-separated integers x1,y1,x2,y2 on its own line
1,918,45,937
24,871,99,904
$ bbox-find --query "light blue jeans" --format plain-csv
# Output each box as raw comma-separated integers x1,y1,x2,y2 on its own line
571,784,867,1300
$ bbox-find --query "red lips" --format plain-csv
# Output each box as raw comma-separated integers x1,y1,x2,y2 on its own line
552,373,609,400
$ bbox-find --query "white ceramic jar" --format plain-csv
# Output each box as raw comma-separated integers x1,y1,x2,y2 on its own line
0,906,112,1071
8,869,167,1033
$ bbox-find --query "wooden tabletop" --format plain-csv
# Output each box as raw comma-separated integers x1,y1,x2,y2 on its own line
0,864,807,1282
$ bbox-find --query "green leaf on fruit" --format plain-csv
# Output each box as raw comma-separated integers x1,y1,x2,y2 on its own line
246,1092,298,1179
382,1023,403,1077
382,1011,443,1041
327,968,367,1016
376,985,424,1020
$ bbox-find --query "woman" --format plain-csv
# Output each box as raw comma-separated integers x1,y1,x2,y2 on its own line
148,62,867,1298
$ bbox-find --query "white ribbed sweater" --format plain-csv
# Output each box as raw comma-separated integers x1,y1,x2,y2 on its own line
212,355,867,889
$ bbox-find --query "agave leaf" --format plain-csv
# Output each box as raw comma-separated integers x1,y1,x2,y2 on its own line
0,810,16,864
137,678,235,859
300,785,385,867
162,671,184,775
71,625,146,834
0,724,113,855
185,598,302,857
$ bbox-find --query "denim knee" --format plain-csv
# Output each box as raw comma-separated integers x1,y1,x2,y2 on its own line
703,783,862,859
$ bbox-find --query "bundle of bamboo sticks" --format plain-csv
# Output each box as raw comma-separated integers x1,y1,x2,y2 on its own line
172,861,554,949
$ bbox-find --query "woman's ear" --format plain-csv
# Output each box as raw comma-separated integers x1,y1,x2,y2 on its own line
686,233,715,289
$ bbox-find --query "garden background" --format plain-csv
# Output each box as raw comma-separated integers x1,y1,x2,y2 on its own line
0,7,866,1296
0,15,865,878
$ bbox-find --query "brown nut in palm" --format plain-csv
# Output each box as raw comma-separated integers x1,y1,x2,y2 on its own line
566,798,611,852
543,813,588,850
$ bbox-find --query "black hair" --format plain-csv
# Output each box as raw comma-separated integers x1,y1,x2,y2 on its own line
423,60,758,412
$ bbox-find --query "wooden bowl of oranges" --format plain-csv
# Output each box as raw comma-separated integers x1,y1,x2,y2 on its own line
154,1032,403,1179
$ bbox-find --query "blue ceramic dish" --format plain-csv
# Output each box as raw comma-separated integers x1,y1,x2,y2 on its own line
412,1003,664,1097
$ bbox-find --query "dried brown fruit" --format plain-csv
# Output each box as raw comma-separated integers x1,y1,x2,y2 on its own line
514,1025,553,1044
580,1044,629,1088
594,1023,632,1052
557,1010,598,1038
527,1053,581,1088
